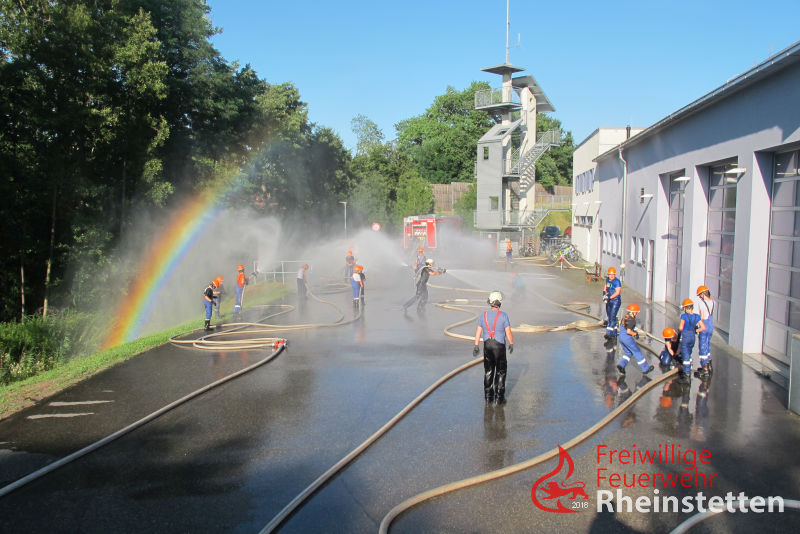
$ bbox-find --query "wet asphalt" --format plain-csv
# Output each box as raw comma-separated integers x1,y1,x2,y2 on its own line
0,260,798,533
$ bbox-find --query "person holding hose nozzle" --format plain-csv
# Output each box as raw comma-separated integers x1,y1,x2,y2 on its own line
615,303,654,375
203,279,219,331
233,264,248,319
603,267,622,340
473,291,514,405
212,276,224,319
402,258,444,313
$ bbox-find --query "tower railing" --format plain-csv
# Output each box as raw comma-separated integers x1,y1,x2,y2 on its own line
474,88,521,109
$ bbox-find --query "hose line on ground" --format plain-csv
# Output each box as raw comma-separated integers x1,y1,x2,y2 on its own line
260,282,668,532
0,342,287,499
378,368,677,533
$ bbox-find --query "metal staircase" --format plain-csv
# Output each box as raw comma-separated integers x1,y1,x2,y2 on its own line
505,129,562,193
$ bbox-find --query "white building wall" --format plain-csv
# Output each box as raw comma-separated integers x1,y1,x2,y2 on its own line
594,57,800,356
573,128,644,264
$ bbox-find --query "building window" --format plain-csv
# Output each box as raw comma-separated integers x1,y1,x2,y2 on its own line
483,146,489,160
705,161,738,333
764,148,800,364
489,196,499,210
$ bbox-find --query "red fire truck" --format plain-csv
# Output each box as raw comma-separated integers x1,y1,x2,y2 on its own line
403,214,461,249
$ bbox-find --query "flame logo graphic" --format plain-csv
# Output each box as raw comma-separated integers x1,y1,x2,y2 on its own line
531,445,588,513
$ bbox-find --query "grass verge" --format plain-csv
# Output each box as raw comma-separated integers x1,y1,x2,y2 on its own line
0,282,288,420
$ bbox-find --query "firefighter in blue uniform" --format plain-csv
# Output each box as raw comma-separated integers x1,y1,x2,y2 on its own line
678,298,706,381
203,279,219,331
473,291,514,405
615,303,654,375
603,267,622,339
695,285,714,378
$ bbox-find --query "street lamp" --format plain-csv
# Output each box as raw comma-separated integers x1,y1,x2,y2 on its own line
339,201,347,239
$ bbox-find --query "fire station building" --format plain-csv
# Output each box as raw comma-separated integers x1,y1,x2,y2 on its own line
593,40,800,375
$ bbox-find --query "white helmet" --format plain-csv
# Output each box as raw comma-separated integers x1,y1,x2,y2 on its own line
488,291,503,307
425,258,434,265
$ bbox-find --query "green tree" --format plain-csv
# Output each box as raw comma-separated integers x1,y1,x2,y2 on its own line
534,114,574,188
395,81,492,184
350,172,392,228
351,114,384,156
453,182,477,231
393,170,434,227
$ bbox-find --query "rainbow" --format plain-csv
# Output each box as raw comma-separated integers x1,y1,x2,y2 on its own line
103,180,232,348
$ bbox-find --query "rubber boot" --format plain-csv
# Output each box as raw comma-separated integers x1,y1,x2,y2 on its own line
495,371,506,405
484,369,495,403
204,320,211,331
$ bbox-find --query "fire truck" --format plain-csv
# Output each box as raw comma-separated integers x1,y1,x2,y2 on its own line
403,214,461,249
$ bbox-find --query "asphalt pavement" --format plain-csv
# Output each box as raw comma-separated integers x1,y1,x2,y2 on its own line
0,258,798,533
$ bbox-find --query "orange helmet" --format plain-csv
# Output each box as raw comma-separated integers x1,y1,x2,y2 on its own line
418,247,424,252
681,298,694,308
660,397,673,408
303,264,309,270
347,250,352,255
237,264,244,271
696,285,710,296
626,303,640,313
663,327,677,338
608,267,616,275
215,276,224,285
354,265,363,272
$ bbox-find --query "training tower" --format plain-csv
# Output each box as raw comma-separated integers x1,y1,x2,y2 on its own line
473,15,560,232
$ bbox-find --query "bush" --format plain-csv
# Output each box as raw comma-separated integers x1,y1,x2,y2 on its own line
0,311,97,385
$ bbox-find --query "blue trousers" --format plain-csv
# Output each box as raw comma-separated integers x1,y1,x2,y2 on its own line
234,285,243,313
660,349,675,367
605,299,620,337
698,316,713,365
204,299,213,320
352,280,362,299
680,338,696,373
618,331,648,370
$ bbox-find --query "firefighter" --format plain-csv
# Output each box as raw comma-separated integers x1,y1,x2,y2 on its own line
212,276,224,319
473,291,514,404
412,247,426,273
505,239,513,263
678,298,705,381
233,265,247,319
659,327,680,369
695,285,714,378
402,258,444,313
603,267,622,339
351,264,363,308
345,250,355,282
616,303,654,375
356,264,366,305
297,264,309,300
202,279,219,331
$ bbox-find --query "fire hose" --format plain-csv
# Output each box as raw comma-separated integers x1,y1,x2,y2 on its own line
260,283,671,533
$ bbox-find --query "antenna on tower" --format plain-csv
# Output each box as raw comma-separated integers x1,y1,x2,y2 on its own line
505,0,521,64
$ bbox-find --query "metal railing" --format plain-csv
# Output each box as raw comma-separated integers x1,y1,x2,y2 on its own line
474,88,521,109
507,129,562,176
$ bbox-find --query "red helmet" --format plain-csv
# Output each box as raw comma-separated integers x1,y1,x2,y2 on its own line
696,285,710,296
682,298,694,308
303,264,309,270
237,264,244,271
663,327,677,338
626,303,640,313
608,267,617,275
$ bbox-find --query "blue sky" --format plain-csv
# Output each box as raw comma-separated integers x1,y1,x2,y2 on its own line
206,1,800,151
